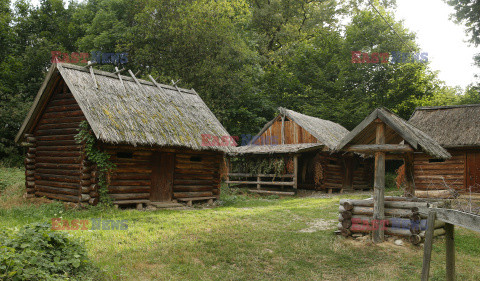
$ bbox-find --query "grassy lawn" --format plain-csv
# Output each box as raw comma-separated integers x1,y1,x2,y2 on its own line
1,166,480,280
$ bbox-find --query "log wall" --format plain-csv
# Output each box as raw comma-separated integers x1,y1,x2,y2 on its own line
31,80,86,203
104,145,222,204
413,150,465,191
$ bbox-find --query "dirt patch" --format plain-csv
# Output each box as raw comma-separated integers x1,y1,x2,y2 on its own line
299,219,337,232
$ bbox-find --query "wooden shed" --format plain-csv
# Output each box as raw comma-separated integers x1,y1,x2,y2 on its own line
15,63,232,207
407,104,480,194
227,108,373,193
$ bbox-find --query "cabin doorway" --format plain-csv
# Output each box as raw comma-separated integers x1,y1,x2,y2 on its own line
150,152,174,201
467,151,480,192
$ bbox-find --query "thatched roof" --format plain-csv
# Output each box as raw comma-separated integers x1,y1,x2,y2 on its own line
409,104,480,148
16,63,231,152
336,107,451,159
250,107,349,150
229,143,323,155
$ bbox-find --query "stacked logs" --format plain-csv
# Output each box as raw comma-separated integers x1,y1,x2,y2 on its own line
337,197,446,244
79,159,95,205
24,134,36,198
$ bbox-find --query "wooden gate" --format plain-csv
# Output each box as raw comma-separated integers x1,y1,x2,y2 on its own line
150,152,174,202
466,151,480,192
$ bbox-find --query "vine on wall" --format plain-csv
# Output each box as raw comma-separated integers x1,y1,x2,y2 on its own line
75,121,116,205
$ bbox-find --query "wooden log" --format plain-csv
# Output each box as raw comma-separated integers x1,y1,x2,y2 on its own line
25,187,35,194
89,191,99,198
349,206,428,219
108,193,150,200
346,144,413,153
35,168,81,177
26,137,36,143
35,180,80,189
36,185,79,195
340,199,428,209
248,190,295,196
445,223,455,281
28,147,36,153
25,170,35,177
35,173,78,183
25,158,35,164
173,185,213,192
350,224,412,237
409,234,422,245
26,181,35,188
342,219,352,229
35,191,79,203
35,163,81,170
26,153,35,159
81,186,90,193
373,121,386,243
80,194,91,202
108,186,150,194
415,190,457,199
89,197,99,206
421,211,437,281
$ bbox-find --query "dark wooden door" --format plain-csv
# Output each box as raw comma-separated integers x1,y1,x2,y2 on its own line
150,152,174,202
466,151,480,192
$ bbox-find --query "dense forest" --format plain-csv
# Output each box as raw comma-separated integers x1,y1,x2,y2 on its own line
0,0,479,166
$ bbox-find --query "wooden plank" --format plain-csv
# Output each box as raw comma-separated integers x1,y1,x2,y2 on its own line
445,223,455,281
421,208,480,233
346,144,413,153
248,190,295,196
421,211,437,281
177,196,216,202
373,121,386,243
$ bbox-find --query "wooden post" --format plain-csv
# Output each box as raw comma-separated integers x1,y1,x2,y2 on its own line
293,155,298,189
373,121,386,243
257,175,261,190
404,152,416,197
445,223,455,281
421,211,437,281
226,157,230,188
281,116,285,145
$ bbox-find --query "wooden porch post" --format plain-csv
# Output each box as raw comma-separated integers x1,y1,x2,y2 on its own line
404,152,416,197
226,157,230,188
373,121,386,243
293,154,298,189
281,116,285,145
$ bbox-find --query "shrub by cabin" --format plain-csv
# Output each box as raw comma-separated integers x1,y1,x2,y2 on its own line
16,63,231,207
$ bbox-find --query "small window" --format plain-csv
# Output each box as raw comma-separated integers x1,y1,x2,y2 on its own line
190,156,202,162
428,159,445,163
117,152,133,159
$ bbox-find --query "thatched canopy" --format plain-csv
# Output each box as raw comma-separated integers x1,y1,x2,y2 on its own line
229,143,322,155
16,63,231,152
250,107,349,150
336,107,451,159
409,104,480,148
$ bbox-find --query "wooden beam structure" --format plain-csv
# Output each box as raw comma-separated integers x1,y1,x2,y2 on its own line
293,154,298,189
420,209,480,280
346,144,414,153
373,120,386,243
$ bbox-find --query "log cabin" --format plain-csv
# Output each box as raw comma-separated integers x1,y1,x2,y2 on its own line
227,108,373,193
408,104,480,195
15,63,232,207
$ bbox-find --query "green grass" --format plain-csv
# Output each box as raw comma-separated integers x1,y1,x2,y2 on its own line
1,166,480,280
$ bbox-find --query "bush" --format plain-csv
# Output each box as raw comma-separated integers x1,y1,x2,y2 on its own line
0,223,96,281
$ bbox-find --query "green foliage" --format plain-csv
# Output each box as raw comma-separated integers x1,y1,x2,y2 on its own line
0,0,477,164
232,156,286,176
0,223,95,281
75,121,115,205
